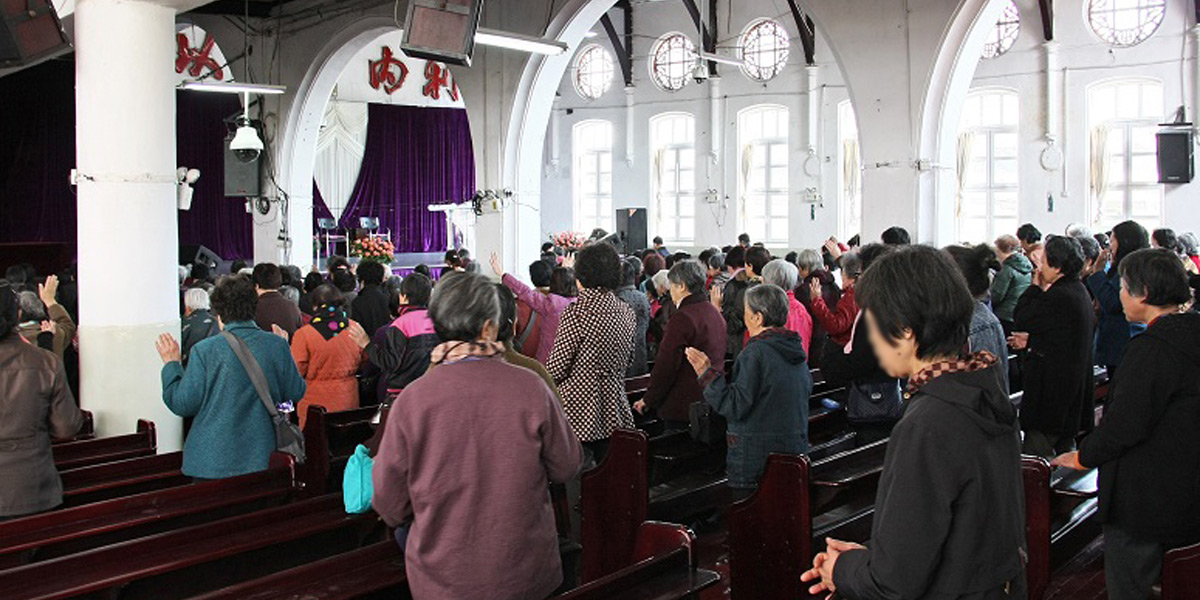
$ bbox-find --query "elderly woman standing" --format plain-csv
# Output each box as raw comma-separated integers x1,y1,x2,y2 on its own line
290,284,367,427
373,272,582,600
803,246,1025,600
687,284,811,500
181,287,219,367
547,242,637,461
0,283,83,518
493,253,576,364
156,275,307,479
761,259,813,354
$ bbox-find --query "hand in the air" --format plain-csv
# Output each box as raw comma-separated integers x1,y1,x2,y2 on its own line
155,333,182,364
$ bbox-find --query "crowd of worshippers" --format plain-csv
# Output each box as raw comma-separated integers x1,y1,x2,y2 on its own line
3,220,1199,600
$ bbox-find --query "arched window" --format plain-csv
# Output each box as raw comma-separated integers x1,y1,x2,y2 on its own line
1086,0,1165,48
650,113,696,244
981,1,1020,59
573,44,614,101
956,90,1020,244
573,120,614,234
738,105,789,245
1088,79,1164,231
740,18,790,82
838,101,862,241
649,33,696,92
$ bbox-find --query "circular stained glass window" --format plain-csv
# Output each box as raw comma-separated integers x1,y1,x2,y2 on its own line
650,33,697,92
1086,0,1166,48
573,44,614,100
740,19,790,82
981,1,1021,59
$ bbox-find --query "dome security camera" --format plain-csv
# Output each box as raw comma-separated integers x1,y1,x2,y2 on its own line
230,119,263,163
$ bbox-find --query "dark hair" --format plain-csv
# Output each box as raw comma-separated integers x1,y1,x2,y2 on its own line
310,283,344,308
856,246,975,360
943,244,998,299
643,253,666,278
0,283,17,340
414,264,432,278
444,249,462,268
303,272,325,293
667,260,707,295
230,260,249,274
190,263,212,283
281,265,303,289
1075,235,1101,263
1152,228,1180,254
210,275,259,323
400,272,433,307
428,272,500,342
252,263,283,290
357,261,386,286
1119,248,1193,307
738,233,751,245
744,284,790,328
857,243,896,273
1110,220,1150,275
4,265,26,286
529,260,553,288
653,236,664,245
1017,223,1043,245
847,234,861,248
620,258,639,288
494,284,518,343
745,246,772,275
724,246,746,271
1093,232,1110,250
783,251,798,265
1043,235,1086,280
881,226,911,246
549,267,578,297
332,269,357,293
326,256,351,273
541,242,555,254
698,248,715,265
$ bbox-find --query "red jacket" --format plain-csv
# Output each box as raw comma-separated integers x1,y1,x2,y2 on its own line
810,286,858,347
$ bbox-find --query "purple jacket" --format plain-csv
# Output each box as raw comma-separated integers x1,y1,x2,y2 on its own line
503,274,574,364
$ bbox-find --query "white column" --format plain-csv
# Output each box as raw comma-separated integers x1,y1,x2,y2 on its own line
1192,26,1200,135
1044,41,1060,142
625,86,636,166
75,0,183,450
550,96,562,172
804,65,821,152
709,76,721,164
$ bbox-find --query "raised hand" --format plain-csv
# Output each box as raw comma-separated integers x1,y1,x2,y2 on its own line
39,320,57,335
38,274,59,307
490,252,504,277
271,324,290,340
684,347,711,376
809,277,823,301
155,333,181,364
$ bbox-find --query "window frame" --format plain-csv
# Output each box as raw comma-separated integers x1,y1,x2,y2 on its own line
738,105,791,246
649,32,697,92
957,89,1021,244
739,18,791,83
1085,0,1166,48
1087,79,1164,231
572,120,615,234
650,113,697,245
573,43,615,101
981,0,1021,59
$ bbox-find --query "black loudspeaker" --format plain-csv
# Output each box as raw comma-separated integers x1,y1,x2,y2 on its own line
179,245,222,270
0,0,71,68
400,0,482,66
1158,129,1194,184
224,142,262,197
615,209,648,254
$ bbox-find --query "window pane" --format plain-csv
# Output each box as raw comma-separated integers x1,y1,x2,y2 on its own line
678,218,694,241
1131,155,1157,184
678,169,694,192
1131,187,1162,216
1116,85,1140,119
994,158,1019,186
679,196,695,216
960,219,988,246
1092,89,1116,123
599,153,612,173
966,159,989,187
1141,84,1163,119
962,191,988,217
770,196,789,218
1108,157,1126,185
994,191,1018,217
770,167,789,189
994,219,1018,240
993,132,1018,158
1131,126,1156,153
660,198,676,217
746,195,766,214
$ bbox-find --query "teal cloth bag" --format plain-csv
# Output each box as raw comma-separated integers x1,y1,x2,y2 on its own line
342,444,375,514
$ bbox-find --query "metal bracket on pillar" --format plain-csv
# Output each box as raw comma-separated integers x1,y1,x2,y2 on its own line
1194,0,1199,26
787,0,817,66
1038,0,1054,41
600,14,633,87
682,0,717,75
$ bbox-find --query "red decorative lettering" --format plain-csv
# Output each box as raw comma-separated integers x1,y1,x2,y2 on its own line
175,33,224,80
423,61,449,100
369,46,409,95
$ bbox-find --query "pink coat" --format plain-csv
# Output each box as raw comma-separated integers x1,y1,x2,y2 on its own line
503,274,575,364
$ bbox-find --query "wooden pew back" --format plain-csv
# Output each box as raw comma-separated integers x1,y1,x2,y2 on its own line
727,453,812,600
1022,456,1053,600
557,523,718,600
1162,542,1200,600
581,429,648,583
52,419,157,470
188,540,408,600
60,451,190,507
302,404,382,495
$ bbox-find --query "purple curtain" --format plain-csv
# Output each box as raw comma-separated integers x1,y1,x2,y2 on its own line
313,180,334,221
0,59,77,245
339,104,475,253
176,92,253,259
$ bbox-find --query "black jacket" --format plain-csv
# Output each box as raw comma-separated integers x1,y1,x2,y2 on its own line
819,314,899,390
1079,312,1200,545
834,368,1026,600
351,284,392,338
1013,278,1095,436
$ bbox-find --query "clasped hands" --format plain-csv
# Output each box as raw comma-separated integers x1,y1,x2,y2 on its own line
800,537,865,598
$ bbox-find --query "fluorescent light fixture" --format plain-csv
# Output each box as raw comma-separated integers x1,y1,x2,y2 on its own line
475,28,568,55
584,30,599,38
696,51,744,67
179,81,287,95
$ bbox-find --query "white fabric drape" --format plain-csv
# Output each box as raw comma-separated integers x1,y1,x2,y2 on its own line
842,138,861,205
955,131,977,218
740,144,755,225
652,148,666,228
314,100,369,221
1089,124,1111,224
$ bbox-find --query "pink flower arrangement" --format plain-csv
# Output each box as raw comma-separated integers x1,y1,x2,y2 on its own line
351,236,395,265
550,231,588,251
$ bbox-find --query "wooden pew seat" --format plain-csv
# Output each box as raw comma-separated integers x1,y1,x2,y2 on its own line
60,452,190,508
1162,541,1200,600
811,438,888,488
188,541,408,600
557,522,719,600
51,419,156,470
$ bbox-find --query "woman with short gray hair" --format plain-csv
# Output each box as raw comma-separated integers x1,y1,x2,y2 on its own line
373,271,583,600
762,259,813,354
686,283,811,499
795,249,824,278
181,287,218,367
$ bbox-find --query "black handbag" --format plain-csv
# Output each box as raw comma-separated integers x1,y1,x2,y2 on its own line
689,401,726,445
846,379,905,423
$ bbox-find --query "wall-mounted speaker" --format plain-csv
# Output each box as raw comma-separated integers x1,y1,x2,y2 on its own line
224,140,261,197
0,0,71,68
1157,129,1194,184
615,208,648,255
400,0,482,66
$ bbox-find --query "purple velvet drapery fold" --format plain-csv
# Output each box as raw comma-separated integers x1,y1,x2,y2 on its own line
176,91,253,259
313,181,334,221
338,104,475,253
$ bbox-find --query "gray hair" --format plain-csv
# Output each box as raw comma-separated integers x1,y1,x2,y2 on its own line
651,270,670,295
744,284,790,328
762,259,800,290
839,251,864,279
707,253,725,271
795,249,823,274
1179,232,1200,257
18,290,44,320
1065,223,1092,238
429,271,501,342
280,286,300,305
666,259,707,295
184,287,211,311
178,266,190,285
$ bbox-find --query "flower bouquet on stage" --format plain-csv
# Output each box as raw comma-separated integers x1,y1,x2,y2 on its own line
550,231,588,252
351,237,395,265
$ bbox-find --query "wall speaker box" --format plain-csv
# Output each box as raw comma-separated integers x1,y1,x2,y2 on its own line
400,0,482,66
224,144,261,197
615,208,648,254
0,0,71,68
179,244,221,270
1157,129,1194,184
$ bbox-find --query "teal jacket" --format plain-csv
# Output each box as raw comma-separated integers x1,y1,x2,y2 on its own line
990,253,1033,323
161,321,306,479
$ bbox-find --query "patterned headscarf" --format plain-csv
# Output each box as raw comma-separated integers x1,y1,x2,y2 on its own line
309,303,350,341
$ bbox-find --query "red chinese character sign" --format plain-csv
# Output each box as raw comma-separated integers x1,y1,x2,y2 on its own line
174,25,232,83
422,61,459,101
368,46,409,95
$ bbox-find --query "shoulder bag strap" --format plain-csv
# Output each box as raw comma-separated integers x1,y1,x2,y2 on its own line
221,331,278,417
515,310,538,350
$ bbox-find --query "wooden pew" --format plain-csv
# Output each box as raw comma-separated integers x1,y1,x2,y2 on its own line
0,455,295,570
1022,457,1054,600
582,429,649,583
60,451,190,508
1162,541,1200,600
302,404,381,495
187,541,409,600
52,419,156,470
558,522,720,600
53,410,94,444
0,494,383,600
1021,456,1101,600
808,438,888,546
727,453,812,600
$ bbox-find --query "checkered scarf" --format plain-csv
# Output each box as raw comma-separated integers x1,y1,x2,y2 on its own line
905,351,998,395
